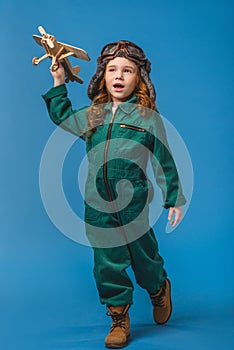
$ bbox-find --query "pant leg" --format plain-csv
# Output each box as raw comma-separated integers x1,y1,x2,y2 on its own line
129,228,167,294
93,245,134,306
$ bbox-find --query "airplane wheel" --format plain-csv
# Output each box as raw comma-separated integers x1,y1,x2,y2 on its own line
51,62,59,72
32,57,39,65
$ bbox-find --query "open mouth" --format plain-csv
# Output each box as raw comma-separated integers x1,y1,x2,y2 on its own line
113,83,124,90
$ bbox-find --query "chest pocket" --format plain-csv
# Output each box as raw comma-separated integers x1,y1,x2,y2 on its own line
114,124,150,170
118,123,148,147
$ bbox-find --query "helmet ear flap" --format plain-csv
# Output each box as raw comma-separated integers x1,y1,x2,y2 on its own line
139,66,156,101
87,61,107,100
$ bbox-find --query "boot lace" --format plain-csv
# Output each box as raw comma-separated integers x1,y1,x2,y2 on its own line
150,286,166,307
106,312,127,331
106,305,130,332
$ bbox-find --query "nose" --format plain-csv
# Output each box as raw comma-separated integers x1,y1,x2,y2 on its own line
115,69,124,80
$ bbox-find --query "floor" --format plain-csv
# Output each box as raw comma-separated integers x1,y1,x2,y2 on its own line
1,288,233,350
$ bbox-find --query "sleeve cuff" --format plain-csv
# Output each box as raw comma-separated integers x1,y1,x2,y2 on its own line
163,196,187,209
42,84,67,101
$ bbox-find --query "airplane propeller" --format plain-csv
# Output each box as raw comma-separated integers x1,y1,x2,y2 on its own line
38,26,46,35
38,25,54,48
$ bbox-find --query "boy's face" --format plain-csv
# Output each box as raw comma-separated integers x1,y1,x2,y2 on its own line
105,57,138,104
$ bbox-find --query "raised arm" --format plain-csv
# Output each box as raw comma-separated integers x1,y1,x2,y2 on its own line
42,64,88,137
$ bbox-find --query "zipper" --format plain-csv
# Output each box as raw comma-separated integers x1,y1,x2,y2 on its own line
120,124,146,132
103,113,116,202
103,114,135,244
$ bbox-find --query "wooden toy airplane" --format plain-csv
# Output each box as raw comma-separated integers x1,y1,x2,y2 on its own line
32,26,90,83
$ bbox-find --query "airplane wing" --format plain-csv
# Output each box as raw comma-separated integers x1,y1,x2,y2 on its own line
33,35,43,46
33,35,90,61
58,41,90,61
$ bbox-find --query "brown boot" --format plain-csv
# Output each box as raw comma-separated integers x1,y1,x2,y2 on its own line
149,278,172,325
105,304,130,348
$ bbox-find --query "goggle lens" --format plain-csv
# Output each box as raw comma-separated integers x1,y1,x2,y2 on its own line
101,41,146,61
102,44,117,55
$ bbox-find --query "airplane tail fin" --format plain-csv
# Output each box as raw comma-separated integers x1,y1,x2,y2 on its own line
72,65,80,76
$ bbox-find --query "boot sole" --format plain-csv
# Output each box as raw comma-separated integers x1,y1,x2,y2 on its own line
105,335,130,349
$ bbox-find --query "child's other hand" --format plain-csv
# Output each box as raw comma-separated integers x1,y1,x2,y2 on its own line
51,63,65,87
168,206,183,227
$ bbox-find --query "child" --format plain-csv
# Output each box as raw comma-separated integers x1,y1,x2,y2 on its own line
42,40,186,348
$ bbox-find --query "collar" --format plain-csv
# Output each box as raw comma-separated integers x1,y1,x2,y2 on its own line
103,95,138,114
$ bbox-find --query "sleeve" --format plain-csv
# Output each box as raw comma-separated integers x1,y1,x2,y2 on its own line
42,84,88,137
149,113,186,209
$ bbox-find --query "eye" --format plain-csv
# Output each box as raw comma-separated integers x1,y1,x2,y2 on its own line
124,68,133,73
107,67,116,72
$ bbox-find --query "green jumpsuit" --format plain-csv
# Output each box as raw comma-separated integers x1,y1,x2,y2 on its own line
42,84,186,306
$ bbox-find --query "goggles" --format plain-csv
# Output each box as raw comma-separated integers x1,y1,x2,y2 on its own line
100,40,146,64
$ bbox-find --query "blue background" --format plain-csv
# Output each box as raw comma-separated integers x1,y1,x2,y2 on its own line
0,0,233,349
